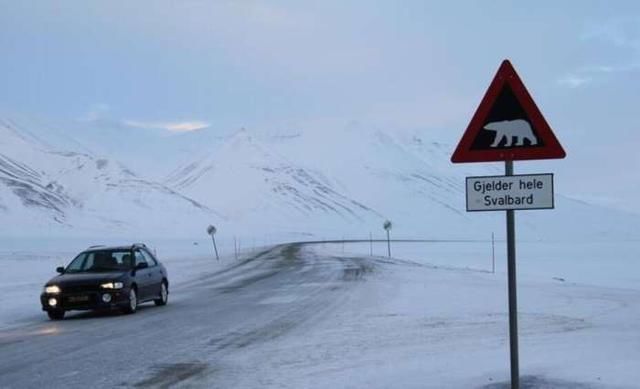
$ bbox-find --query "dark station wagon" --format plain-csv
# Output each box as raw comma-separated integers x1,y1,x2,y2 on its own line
41,243,169,320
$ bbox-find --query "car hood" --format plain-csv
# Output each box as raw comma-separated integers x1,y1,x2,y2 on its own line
47,271,126,286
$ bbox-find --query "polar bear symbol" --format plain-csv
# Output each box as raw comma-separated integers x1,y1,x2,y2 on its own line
483,119,538,147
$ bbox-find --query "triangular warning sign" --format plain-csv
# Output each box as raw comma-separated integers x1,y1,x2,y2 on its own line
451,60,566,163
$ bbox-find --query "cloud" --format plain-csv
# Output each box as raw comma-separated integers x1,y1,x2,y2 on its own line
557,62,640,89
582,17,640,50
559,18,640,89
123,120,210,133
164,121,210,132
583,63,640,74
557,74,592,88
78,104,209,132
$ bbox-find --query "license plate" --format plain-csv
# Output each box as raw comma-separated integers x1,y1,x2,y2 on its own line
68,295,90,303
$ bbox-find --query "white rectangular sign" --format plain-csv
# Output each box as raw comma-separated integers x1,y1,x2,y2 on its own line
466,173,554,212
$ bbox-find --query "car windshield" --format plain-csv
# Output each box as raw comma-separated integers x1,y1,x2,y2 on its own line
65,250,133,273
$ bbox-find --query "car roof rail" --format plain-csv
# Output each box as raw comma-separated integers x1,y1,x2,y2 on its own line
87,245,105,249
131,243,147,248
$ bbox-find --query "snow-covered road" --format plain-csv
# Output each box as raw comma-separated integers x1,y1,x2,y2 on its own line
0,244,377,388
0,243,639,388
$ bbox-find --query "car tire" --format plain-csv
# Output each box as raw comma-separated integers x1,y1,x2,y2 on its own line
154,282,168,306
123,287,138,314
47,310,65,320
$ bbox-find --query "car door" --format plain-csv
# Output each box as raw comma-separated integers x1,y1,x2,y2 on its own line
133,250,152,300
141,248,163,298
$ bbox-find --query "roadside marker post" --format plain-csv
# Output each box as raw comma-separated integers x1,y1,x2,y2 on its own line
383,220,392,258
234,236,238,260
206,225,219,260
451,59,566,389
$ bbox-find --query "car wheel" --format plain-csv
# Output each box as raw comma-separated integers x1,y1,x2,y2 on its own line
123,287,138,314
154,282,168,306
47,310,65,320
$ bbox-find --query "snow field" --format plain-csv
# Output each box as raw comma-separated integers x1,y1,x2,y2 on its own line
207,243,640,388
1,239,639,387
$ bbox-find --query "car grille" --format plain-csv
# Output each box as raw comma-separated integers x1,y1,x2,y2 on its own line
61,284,101,294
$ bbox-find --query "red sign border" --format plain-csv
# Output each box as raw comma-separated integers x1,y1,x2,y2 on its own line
451,60,566,163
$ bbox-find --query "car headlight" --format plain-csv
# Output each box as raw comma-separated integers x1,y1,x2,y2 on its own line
45,285,61,294
100,282,124,289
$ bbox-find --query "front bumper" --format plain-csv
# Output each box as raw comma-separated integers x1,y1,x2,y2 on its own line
41,289,130,312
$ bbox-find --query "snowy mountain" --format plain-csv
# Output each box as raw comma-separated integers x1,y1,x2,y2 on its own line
163,123,640,241
0,118,223,238
164,129,383,234
1,115,639,241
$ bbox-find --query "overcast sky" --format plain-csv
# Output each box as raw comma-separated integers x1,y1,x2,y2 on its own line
1,1,639,213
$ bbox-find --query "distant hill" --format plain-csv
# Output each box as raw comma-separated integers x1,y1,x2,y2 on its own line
1,116,638,242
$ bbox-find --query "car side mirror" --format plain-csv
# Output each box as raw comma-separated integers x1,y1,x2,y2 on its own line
135,262,148,270
56,266,65,274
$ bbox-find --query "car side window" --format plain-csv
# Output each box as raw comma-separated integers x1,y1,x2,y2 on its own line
84,254,95,269
134,250,148,267
142,249,158,266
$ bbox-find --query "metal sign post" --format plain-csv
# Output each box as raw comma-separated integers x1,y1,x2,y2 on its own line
212,235,219,260
383,220,392,258
505,160,519,388
234,236,238,260
206,225,219,260
491,232,495,274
